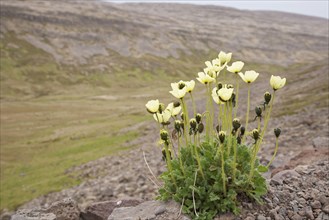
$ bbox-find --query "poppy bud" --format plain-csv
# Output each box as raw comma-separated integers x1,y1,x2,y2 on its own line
174,120,181,131
232,118,241,130
173,101,180,108
158,103,165,113
198,123,204,133
274,128,281,138
252,129,259,140
180,112,184,120
196,113,202,124
217,82,223,90
190,118,197,130
160,129,169,141
255,106,262,117
237,135,241,144
227,84,234,89
216,125,220,133
240,126,245,136
264,92,272,104
218,131,226,143
180,121,184,130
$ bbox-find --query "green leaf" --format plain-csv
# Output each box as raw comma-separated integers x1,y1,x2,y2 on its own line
258,165,268,173
209,192,220,201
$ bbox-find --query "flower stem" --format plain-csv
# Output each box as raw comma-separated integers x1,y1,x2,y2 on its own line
234,74,240,118
266,137,279,168
190,92,197,117
232,135,237,181
181,98,189,146
243,84,251,143
220,143,227,197
194,144,205,179
164,142,177,187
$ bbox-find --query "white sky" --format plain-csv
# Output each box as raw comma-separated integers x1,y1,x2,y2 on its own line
104,0,329,19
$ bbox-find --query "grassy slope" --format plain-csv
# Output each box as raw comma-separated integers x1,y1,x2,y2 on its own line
1,30,328,211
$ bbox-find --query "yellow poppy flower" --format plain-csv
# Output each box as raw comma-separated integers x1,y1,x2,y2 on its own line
227,61,244,74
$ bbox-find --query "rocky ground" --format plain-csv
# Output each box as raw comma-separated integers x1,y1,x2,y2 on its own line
2,103,328,219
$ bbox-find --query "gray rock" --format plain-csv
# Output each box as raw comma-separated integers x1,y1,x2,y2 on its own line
81,200,142,220
271,170,300,185
311,201,322,209
11,209,56,220
257,214,266,220
312,137,329,148
108,201,163,220
323,205,329,214
305,206,314,219
45,198,80,220
290,214,302,220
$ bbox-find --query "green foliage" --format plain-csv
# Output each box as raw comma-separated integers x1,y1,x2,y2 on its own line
157,140,267,219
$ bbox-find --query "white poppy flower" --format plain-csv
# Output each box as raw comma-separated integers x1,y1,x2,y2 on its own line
196,71,215,84
211,87,222,104
238,70,259,83
153,109,171,123
185,80,195,93
227,61,244,74
217,87,234,102
170,81,187,99
270,75,286,90
166,102,182,117
145,99,160,113
218,51,232,66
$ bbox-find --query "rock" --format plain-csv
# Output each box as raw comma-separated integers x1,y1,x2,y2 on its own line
311,201,322,209
11,209,56,220
108,201,162,220
257,214,266,220
290,214,302,220
305,206,314,219
271,170,300,185
320,195,329,206
312,137,329,148
154,206,166,216
81,199,142,220
323,205,329,214
45,198,80,220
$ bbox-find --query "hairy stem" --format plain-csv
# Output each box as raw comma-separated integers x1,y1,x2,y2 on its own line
266,137,279,168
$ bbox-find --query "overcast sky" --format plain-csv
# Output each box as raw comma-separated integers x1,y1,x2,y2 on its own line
105,0,329,19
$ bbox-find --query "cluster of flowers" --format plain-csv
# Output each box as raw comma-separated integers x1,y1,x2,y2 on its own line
145,51,286,217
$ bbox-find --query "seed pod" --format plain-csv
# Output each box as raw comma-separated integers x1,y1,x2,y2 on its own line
174,120,181,131
240,126,245,136
218,131,226,143
264,92,272,104
196,113,202,124
173,101,180,108
255,106,262,117
190,118,197,130
232,118,241,130
180,120,184,130
198,123,204,133
160,129,169,141
252,129,259,140
237,135,241,144
274,128,281,138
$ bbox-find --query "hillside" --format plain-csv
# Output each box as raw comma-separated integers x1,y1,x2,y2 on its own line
0,0,328,213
